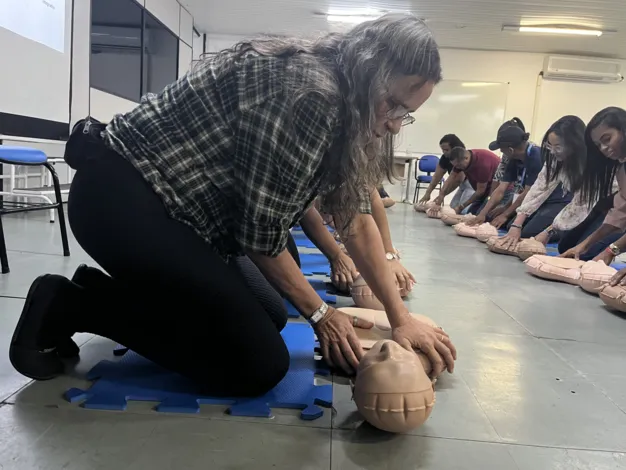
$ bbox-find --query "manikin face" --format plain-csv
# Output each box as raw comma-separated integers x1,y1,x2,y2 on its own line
440,143,452,157
373,76,435,139
591,123,626,162
358,340,424,391
544,132,567,162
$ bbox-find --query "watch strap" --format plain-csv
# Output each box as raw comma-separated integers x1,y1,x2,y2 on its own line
307,302,329,325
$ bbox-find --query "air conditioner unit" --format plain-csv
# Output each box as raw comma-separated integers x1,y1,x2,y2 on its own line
542,55,624,83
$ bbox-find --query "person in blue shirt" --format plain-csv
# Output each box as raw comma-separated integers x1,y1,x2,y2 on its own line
468,122,544,228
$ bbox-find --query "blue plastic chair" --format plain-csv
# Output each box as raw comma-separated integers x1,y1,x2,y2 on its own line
413,154,442,203
0,145,70,273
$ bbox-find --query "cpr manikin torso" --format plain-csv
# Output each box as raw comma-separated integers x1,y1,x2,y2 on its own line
442,213,471,226
487,236,519,256
414,201,436,213
454,222,478,238
524,255,616,290
600,283,626,312
350,275,408,310
342,307,441,433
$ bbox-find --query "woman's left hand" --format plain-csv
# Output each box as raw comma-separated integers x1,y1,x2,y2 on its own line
389,260,416,293
593,249,615,266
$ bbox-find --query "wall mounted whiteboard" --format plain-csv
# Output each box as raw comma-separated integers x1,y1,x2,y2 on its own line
531,78,626,143
395,80,509,155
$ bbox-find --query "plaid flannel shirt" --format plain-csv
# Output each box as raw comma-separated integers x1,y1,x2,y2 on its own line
103,51,371,259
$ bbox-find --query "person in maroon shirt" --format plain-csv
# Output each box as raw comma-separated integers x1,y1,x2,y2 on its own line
433,147,501,214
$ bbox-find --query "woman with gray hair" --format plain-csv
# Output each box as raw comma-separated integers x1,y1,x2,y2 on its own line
10,14,456,396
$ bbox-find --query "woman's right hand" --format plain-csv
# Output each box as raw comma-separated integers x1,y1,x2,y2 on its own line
391,315,457,377
559,242,588,260
314,307,373,375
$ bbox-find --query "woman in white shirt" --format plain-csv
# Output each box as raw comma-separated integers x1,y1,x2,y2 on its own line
497,115,590,249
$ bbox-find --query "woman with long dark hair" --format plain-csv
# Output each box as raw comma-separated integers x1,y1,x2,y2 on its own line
560,107,626,263
496,116,587,249
9,14,456,394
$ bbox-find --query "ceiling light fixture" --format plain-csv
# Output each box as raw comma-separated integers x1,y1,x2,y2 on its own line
326,8,385,24
502,25,605,37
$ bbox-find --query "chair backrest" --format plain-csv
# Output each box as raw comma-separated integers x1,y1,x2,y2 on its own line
418,155,439,173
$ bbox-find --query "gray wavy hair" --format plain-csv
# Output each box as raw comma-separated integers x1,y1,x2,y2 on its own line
228,14,442,225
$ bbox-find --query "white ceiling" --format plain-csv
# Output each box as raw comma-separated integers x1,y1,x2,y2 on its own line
180,0,626,59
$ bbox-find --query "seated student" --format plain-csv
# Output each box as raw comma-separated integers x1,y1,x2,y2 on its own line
561,107,626,264
433,147,501,214
418,134,474,208
467,120,543,228
497,116,589,249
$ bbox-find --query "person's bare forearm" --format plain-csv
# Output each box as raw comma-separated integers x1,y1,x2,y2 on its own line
340,213,409,327
300,207,342,261
457,186,485,210
370,188,395,253
501,188,529,218
424,166,446,196
478,186,506,218
249,250,322,318
435,173,462,202
581,224,621,250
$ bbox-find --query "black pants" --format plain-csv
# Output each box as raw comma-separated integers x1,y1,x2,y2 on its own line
68,147,295,397
558,195,623,260
517,184,573,239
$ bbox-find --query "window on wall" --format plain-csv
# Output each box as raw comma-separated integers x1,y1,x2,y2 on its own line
143,13,179,95
90,0,143,102
90,0,179,103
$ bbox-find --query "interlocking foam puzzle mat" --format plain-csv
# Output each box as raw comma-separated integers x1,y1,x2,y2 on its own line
66,323,332,421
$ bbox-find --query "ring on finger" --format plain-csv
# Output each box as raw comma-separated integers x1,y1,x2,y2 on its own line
353,316,358,327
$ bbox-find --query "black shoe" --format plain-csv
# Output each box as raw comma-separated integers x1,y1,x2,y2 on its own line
10,274,77,380
55,264,111,359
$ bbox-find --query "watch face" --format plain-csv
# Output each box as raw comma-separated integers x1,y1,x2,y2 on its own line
385,253,394,261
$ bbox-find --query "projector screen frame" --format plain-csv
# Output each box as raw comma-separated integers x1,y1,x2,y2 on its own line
0,0,75,141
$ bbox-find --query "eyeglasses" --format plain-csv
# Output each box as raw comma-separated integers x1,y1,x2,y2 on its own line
384,95,411,121
402,115,415,127
544,143,565,155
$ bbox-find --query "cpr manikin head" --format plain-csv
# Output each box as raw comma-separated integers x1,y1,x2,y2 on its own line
353,340,434,433
517,238,547,261
476,223,498,242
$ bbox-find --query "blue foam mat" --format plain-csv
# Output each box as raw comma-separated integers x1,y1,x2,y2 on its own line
611,262,626,270
291,231,317,249
300,253,331,276
65,323,332,420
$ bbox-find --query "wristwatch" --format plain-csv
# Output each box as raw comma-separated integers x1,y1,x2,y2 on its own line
608,243,621,256
307,302,329,325
385,252,398,261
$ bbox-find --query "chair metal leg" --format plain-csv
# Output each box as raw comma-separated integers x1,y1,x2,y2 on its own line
45,163,70,257
0,215,9,274
414,183,422,204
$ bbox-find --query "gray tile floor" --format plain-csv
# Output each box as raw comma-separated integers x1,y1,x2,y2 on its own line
1,205,626,469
